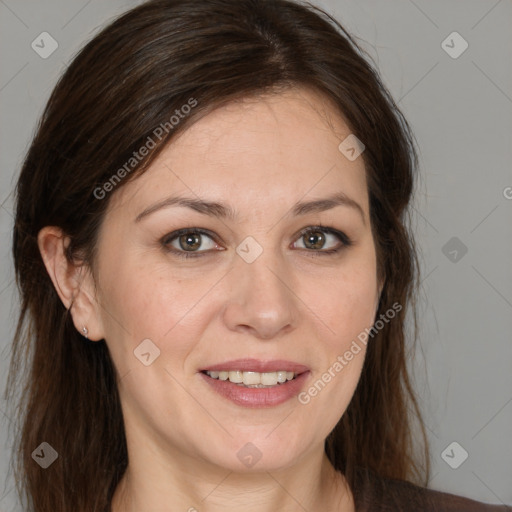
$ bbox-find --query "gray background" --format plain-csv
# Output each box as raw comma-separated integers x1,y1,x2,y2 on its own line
1,0,511,510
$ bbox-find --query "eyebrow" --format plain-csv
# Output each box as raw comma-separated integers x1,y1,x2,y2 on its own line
134,191,366,225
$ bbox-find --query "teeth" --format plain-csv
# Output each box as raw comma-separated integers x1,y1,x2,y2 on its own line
229,370,243,383
205,370,297,386
261,372,278,385
243,371,260,385
277,371,287,383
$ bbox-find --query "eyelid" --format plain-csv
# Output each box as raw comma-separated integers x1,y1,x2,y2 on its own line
161,228,223,258
161,227,219,245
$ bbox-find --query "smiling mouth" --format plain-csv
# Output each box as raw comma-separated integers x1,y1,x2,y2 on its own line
201,370,299,388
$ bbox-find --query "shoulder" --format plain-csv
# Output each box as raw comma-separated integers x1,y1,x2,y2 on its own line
351,467,511,512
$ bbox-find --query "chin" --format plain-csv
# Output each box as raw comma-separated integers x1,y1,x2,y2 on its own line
197,433,306,474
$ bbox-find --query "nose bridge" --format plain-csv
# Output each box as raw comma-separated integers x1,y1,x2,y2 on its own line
222,239,298,338
242,252,288,306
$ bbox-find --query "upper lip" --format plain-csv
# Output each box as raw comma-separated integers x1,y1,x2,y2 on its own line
200,358,309,374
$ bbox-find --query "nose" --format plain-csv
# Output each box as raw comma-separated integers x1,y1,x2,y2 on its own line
222,251,299,340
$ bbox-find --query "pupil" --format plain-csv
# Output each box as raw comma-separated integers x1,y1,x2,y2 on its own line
305,231,324,249
180,233,201,251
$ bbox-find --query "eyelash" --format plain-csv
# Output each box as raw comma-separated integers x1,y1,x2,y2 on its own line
160,225,352,260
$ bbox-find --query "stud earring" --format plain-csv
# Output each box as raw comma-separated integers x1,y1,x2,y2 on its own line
81,326,89,339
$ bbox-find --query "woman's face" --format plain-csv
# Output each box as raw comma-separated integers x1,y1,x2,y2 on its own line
92,87,381,473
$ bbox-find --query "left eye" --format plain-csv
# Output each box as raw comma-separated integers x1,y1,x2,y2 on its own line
292,227,347,252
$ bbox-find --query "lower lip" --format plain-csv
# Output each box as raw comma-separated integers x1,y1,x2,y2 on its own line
199,371,310,408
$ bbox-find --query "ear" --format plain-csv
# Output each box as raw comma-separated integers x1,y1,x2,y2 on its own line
37,226,105,341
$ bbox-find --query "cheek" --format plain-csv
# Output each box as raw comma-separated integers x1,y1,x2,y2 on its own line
305,256,379,349
295,281,373,442
295,252,377,420
97,253,223,369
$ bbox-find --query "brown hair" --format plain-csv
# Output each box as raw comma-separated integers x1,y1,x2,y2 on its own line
5,0,429,510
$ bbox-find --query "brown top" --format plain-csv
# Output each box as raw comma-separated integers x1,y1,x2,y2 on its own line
352,468,511,512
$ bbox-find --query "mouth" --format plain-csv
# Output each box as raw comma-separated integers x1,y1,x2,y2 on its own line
198,359,310,407
201,369,300,388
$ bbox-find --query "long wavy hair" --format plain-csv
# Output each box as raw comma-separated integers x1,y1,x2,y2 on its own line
5,0,429,510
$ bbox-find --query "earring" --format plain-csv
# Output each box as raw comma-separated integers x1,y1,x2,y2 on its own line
81,326,89,339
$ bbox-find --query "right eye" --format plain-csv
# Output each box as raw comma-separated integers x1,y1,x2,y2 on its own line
161,228,223,259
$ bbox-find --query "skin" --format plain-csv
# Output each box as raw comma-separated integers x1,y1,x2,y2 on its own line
39,87,383,511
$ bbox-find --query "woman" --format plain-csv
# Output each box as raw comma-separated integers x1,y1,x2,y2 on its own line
5,0,509,510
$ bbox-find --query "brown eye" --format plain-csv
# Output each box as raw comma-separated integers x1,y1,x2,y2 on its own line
178,233,202,251
303,230,326,250
162,228,219,257
293,227,350,253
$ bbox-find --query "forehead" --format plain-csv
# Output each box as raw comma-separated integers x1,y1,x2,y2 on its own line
111,87,369,219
